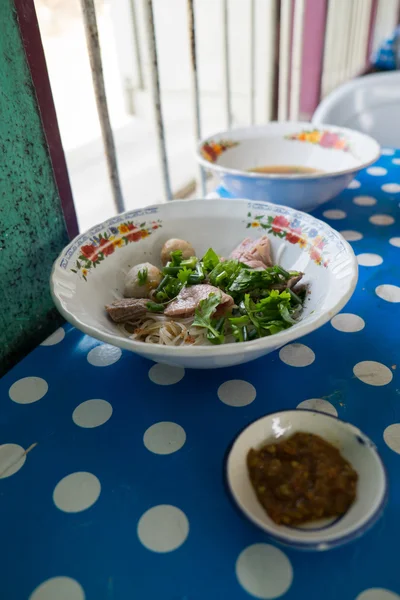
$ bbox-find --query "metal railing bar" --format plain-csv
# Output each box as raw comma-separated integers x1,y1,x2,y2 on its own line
278,0,291,121
250,0,256,124
143,0,173,201
187,0,207,196
80,0,125,214
289,0,305,121
128,0,145,90
221,0,232,129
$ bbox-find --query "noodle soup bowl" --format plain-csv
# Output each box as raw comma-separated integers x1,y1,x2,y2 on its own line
197,122,380,212
51,199,357,369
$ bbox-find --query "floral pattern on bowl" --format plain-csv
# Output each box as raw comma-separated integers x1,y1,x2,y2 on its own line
71,219,162,280
246,212,329,267
200,139,239,163
285,129,350,152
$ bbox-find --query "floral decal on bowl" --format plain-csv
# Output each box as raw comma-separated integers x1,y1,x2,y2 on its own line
286,129,350,152
71,219,162,280
201,139,239,163
247,212,329,267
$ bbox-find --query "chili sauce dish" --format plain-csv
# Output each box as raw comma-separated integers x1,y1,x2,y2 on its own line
226,410,387,550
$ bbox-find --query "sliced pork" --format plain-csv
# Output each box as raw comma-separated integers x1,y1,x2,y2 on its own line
230,236,273,269
273,273,304,292
164,284,234,318
106,298,148,323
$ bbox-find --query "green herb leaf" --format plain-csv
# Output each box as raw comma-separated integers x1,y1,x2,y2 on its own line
209,259,243,291
279,303,297,324
206,316,226,345
193,293,224,343
202,248,220,271
137,267,148,286
177,267,193,285
170,250,183,266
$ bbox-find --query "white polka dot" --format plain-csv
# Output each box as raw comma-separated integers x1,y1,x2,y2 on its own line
279,343,315,367
353,361,393,386
29,577,85,600
392,158,400,165
40,327,65,346
53,472,101,513
382,183,400,193
137,505,189,552
236,544,293,599
376,284,400,303
357,253,383,267
383,424,400,455
367,167,387,176
381,148,395,156
143,422,186,455
356,588,400,600
389,237,400,247
348,179,361,189
323,209,347,220
369,214,395,226
9,377,48,404
218,380,256,407
72,399,113,428
0,444,26,478
340,230,363,241
331,313,365,332
353,195,377,206
297,398,338,416
87,344,121,366
148,363,185,385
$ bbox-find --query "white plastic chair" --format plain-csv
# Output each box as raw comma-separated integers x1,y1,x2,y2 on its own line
312,72,400,148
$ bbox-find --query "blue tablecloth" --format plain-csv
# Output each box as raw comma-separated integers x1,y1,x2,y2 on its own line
1,150,400,600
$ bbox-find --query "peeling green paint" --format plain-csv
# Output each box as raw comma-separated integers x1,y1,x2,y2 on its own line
0,0,69,375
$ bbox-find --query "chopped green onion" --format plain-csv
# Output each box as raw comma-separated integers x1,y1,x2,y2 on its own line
215,270,228,285
146,302,165,313
181,256,198,269
156,274,170,293
187,274,203,284
288,288,302,305
274,265,291,279
163,266,183,275
170,250,183,266
137,268,148,286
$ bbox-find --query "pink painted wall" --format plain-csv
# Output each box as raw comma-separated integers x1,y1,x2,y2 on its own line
299,0,328,118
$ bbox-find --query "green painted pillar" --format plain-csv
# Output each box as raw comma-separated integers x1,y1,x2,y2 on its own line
0,0,70,376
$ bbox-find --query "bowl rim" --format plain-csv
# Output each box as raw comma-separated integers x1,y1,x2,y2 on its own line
50,198,358,358
196,121,381,180
225,409,389,551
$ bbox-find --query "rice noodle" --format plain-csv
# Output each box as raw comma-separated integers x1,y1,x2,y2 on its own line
118,313,210,346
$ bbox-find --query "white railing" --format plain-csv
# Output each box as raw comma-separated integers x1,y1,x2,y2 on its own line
76,0,399,215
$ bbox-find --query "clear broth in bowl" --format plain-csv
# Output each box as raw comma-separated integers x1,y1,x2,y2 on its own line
248,165,323,175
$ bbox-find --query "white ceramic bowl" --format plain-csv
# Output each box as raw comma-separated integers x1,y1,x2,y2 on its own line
51,199,357,369
197,122,380,212
227,410,387,550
